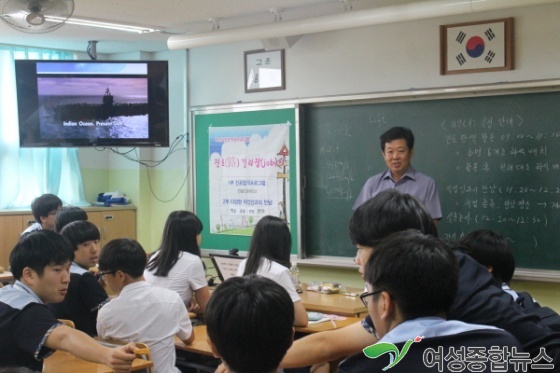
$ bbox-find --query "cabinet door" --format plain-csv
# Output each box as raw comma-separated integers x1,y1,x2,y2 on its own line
89,210,137,247
0,216,24,268
22,214,36,230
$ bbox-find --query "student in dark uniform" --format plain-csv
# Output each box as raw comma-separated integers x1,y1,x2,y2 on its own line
206,275,295,373
279,190,560,371
48,220,109,336
54,206,88,233
339,230,522,372
0,230,136,372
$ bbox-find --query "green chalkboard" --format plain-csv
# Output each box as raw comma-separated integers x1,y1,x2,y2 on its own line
193,106,299,254
302,91,560,271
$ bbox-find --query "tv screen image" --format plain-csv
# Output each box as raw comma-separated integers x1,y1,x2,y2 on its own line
16,60,169,148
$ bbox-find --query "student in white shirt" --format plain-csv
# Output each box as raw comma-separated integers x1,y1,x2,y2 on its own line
97,238,194,373
21,194,62,235
236,215,308,327
144,211,210,314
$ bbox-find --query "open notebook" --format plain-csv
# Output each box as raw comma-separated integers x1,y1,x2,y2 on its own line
209,254,245,282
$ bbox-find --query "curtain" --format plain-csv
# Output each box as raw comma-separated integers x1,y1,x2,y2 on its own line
0,45,89,209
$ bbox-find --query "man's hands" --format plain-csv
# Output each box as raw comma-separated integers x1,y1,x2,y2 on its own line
104,342,138,373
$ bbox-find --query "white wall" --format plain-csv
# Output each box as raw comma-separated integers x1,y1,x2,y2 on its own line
79,50,188,172
188,3,560,107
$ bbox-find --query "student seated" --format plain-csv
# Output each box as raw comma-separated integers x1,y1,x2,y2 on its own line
279,190,560,369
339,230,522,372
97,238,194,373
48,220,109,336
236,215,308,326
0,231,137,372
457,229,516,295
21,194,62,235
458,228,560,332
54,206,88,233
206,275,294,373
144,211,210,314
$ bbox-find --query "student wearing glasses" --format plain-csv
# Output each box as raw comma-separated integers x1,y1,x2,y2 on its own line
339,230,521,372
0,231,137,372
278,190,560,369
21,194,62,235
97,238,194,373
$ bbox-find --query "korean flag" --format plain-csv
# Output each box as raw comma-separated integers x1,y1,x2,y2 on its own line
446,21,506,71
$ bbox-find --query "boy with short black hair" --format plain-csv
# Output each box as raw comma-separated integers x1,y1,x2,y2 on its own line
97,238,194,373
0,230,137,371
21,194,62,235
206,275,294,373
280,190,560,369
49,220,108,336
339,230,522,372
54,206,88,233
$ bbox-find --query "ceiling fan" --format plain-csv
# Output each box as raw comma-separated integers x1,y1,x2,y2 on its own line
0,0,74,34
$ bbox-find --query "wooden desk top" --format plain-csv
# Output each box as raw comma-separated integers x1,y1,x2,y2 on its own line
0,271,14,283
43,350,152,372
294,316,362,333
299,287,367,317
208,284,366,317
175,315,363,356
175,325,213,356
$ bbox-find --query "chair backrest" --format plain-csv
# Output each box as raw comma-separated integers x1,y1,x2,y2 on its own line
96,338,153,373
58,319,76,328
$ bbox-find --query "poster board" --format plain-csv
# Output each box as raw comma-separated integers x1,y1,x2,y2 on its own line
192,105,300,255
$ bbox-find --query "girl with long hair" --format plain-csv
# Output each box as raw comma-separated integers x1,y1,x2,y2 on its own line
236,215,308,326
144,211,210,313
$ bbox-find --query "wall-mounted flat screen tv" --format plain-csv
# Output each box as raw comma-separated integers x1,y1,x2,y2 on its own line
15,60,169,147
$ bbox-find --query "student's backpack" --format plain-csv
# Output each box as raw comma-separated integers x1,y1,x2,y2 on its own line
516,291,560,332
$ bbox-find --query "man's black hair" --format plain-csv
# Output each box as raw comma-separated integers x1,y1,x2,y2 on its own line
206,275,294,373
349,189,437,248
379,126,414,151
30,194,62,223
364,230,458,320
10,230,74,280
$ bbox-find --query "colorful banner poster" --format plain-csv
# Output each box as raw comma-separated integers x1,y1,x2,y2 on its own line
208,123,291,236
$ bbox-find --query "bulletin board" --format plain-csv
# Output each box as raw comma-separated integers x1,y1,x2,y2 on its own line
192,105,300,255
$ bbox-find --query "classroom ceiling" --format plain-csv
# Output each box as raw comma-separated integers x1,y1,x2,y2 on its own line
0,0,430,54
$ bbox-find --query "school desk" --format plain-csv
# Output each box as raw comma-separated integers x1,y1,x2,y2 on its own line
299,287,367,317
208,284,367,317
174,315,364,356
0,271,13,283
43,350,153,372
175,325,213,356
294,315,362,333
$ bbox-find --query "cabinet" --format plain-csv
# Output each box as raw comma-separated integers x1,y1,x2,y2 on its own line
0,215,24,268
87,209,137,247
0,206,136,269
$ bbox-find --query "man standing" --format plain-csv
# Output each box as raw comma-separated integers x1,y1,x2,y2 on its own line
352,126,442,221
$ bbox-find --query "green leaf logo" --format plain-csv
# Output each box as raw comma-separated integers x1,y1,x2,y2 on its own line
363,335,423,370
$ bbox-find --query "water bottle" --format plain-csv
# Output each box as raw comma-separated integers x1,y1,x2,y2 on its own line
290,262,302,293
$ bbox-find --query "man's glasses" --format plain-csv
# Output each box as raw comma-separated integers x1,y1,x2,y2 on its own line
360,289,384,307
96,270,116,279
